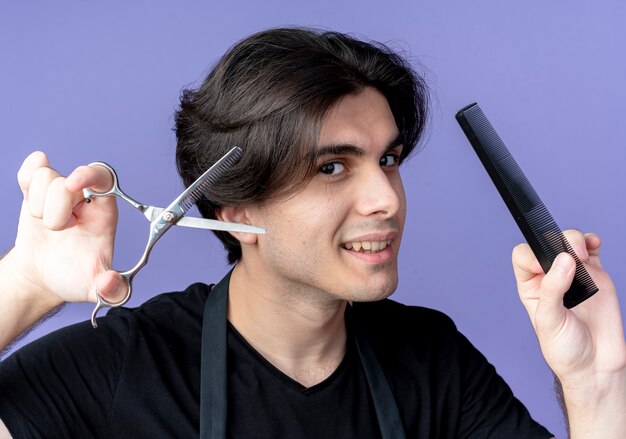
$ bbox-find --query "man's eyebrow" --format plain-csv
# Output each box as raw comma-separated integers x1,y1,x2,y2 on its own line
316,144,365,157
315,133,404,158
384,133,404,152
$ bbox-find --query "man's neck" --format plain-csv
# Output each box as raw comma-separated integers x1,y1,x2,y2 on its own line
226,263,348,388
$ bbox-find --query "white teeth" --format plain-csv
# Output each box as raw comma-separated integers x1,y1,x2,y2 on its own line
343,240,391,253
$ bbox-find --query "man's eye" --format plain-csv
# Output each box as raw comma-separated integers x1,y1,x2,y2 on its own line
319,162,345,175
380,154,399,167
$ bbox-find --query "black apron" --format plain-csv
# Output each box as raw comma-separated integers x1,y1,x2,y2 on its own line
199,271,406,439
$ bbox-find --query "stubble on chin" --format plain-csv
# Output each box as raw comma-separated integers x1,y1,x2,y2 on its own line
347,269,399,303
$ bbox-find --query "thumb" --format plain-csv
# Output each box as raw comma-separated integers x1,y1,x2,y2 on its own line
535,253,576,333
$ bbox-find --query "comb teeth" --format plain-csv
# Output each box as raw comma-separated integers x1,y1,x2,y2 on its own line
456,103,598,308
180,147,243,212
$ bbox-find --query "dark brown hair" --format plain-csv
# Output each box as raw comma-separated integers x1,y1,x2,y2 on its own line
175,27,429,263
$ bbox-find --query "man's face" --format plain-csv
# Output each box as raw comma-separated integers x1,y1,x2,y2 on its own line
245,87,406,303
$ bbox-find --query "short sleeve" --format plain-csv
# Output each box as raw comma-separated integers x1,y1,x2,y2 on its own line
455,331,553,438
0,318,129,438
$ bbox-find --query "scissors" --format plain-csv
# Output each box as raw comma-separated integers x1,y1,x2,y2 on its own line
83,146,265,328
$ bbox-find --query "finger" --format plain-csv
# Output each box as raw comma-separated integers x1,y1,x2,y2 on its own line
65,164,114,194
512,242,543,284
28,167,62,219
17,151,50,199
42,176,81,230
94,270,127,304
562,229,588,261
584,232,602,257
534,252,575,330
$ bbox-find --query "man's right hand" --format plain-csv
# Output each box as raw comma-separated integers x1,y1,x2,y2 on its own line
0,152,125,350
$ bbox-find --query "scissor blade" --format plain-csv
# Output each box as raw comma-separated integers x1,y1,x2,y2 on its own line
177,216,266,234
147,207,265,234
175,146,243,215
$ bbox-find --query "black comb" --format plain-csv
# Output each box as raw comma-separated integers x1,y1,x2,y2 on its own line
455,103,597,308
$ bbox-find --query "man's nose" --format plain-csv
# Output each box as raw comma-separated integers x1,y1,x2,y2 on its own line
355,168,402,218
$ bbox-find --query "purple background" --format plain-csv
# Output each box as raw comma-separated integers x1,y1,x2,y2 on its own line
2,2,625,436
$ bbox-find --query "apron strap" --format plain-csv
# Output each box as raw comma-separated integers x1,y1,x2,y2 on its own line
349,305,407,439
199,271,230,439
199,272,406,439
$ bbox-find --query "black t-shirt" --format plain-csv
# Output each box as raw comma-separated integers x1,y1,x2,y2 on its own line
0,282,552,438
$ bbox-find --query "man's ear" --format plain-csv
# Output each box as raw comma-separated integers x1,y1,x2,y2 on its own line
215,206,258,244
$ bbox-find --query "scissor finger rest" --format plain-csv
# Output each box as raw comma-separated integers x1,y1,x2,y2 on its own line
90,271,135,328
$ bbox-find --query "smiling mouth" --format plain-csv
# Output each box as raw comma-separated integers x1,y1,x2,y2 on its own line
342,240,391,254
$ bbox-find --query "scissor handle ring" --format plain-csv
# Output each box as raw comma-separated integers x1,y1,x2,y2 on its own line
82,162,121,202
90,271,133,328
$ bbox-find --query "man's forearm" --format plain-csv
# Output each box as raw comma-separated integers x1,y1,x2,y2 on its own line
0,249,63,356
553,376,569,437
561,372,626,439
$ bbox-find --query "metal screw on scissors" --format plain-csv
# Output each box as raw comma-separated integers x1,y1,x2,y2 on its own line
83,147,265,328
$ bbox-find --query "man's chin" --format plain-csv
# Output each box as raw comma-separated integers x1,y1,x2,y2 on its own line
345,280,398,303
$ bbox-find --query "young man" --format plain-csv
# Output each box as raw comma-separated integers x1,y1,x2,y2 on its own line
0,28,624,438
